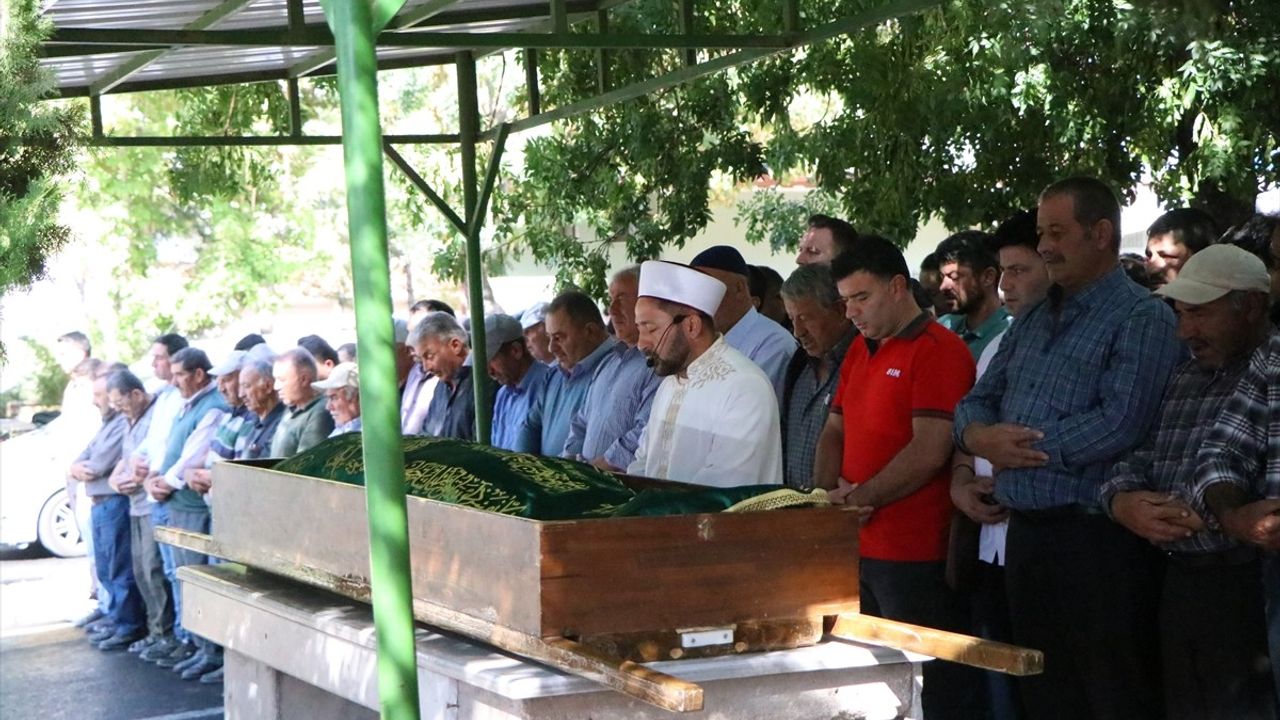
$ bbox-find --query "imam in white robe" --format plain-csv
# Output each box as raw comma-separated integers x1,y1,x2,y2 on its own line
627,336,783,487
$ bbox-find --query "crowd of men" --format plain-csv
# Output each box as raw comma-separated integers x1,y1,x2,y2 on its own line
58,174,1280,719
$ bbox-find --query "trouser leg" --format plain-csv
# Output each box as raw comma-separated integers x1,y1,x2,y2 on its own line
90,496,145,635
971,560,1024,720
167,507,212,649
1005,513,1163,720
151,502,185,643
130,512,173,637
1161,557,1275,720
860,558,987,720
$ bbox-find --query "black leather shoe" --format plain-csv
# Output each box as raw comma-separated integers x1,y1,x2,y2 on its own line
98,631,146,651
180,658,222,681
198,667,224,684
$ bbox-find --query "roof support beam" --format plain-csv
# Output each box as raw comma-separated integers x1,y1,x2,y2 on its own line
383,145,468,233
51,26,794,51
493,0,942,136
595,10,610,93
678,0,696,67
75,133,458,147
290,0,467,78
524,48,541,115
87,0,256,96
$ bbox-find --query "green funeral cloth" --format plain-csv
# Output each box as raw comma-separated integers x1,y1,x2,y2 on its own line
272,434,829,520
273,433,636,520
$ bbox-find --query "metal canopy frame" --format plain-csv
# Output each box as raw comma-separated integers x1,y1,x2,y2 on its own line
32,0,940,716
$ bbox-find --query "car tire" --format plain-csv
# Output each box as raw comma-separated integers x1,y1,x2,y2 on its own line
37,489,85,558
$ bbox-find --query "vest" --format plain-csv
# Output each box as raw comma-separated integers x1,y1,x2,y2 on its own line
160,384,228,512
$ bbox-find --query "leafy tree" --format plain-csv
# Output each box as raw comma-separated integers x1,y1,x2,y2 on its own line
493,0,1279,276
76,84,316,358
0,0,82,298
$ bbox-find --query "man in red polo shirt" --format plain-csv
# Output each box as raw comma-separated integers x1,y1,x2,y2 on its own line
812,234,981,719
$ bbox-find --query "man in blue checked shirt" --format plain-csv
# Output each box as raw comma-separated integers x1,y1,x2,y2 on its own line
517,291,616,456
565,266,661,471
954,177,1181,720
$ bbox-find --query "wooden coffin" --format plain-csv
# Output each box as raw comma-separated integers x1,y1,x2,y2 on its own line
210,460,861,642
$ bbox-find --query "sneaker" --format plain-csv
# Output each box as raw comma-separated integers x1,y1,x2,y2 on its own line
173,650,207,674
98,630,146,651
139,636,178,663
73,609,105,628
198,667,224,684
155,642,197,668
128,636,158,654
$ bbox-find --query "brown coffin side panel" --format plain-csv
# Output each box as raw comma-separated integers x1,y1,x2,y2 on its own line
212,463,545,635
536,507,861,637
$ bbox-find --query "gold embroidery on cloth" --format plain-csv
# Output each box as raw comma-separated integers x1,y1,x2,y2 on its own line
505,455,591,493
403,461,524,514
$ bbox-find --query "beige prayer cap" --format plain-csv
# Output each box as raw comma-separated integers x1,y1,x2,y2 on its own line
1155,244,1270,305
638,260,727,317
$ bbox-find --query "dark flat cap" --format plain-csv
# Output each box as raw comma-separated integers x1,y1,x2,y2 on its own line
690,245,749,277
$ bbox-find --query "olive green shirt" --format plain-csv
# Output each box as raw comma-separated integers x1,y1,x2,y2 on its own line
269,395,334,458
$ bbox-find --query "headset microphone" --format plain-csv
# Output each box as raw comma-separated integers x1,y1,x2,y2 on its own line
644,315,687,368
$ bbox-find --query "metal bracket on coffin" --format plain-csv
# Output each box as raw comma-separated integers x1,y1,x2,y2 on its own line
679,626,735,649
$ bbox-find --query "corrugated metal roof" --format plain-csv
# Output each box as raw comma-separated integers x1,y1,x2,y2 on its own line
38,0,557,96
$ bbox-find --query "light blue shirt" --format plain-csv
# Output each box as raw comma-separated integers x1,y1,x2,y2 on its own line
564,343,660,469
330,417,362,437
723,306,796,406
491,361,552,451
517,337,617,456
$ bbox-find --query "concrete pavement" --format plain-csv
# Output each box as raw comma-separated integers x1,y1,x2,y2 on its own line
0,547,224,720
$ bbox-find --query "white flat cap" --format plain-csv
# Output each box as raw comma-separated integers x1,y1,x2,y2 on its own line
210,350,247,377
312,362,358,391
638,260,726,317
1155,244,1271,305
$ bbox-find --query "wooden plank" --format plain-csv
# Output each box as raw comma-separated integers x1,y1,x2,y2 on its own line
828,613,1044,676
537,507,861,636
212,462,544,635
581,617,825,663
157,527,704,713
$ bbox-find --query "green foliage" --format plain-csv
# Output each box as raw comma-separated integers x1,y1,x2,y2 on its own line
0,0,83,297
735,187,842,253
494,0,1279,271
77,85,314,359
20,336,68,407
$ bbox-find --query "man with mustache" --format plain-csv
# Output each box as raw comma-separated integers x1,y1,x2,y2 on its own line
1102,245,1276,719
779,263,857,490
954,177,1182,720
935,230,1010,360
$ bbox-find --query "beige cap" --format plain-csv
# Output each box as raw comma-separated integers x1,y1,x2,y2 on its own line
312,362,359,391
1155,244,1271,305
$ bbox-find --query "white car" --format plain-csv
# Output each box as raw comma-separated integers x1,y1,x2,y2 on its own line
0,417,88,557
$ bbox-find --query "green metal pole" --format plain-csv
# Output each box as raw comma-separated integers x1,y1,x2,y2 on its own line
456,50,491,445
321,1,421,718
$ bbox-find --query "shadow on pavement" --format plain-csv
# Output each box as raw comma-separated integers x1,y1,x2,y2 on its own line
0,626,224,720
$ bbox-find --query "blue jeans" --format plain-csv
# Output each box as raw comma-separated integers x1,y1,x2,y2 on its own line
167,505,212,648
90,495,145,635
75,489,109,615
